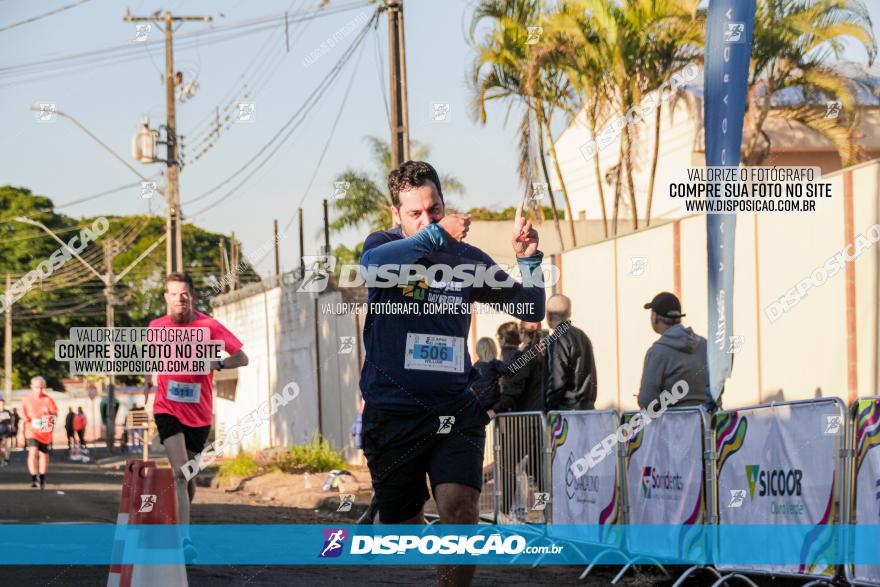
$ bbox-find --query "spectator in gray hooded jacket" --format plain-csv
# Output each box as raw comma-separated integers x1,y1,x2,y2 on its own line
638,292,708,410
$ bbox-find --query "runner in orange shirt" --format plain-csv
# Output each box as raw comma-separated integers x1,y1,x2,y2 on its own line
20,376,58,489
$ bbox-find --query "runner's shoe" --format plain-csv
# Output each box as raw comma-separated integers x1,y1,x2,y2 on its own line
182,537,198,563
357,494,379,525
30,479,38,488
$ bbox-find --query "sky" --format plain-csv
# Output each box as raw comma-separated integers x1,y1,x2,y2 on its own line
1,0,878,276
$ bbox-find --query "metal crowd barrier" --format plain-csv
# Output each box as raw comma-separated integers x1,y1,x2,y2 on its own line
492,412,551,525
846,396,880,587
546,409,627,579
479,420,496,523
712,398,847,587
622,407,715,586
483,397,871,586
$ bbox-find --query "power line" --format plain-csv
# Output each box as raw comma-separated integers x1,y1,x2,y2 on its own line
185,9,378,217
257,37,366,268
185,1,319,161
185,3,299,140
0,2,366,86
0,178,161,227
0,0,91,34
374,22,390,126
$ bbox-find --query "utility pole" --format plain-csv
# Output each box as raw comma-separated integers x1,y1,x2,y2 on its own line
103,241,117,450
4,274,11,401
123,10,212,274
219,240,230,293
231,232,240,290
323,200,330,256
385,1,410,169
14,217,167,451
298,208,305,277
274,220,281,276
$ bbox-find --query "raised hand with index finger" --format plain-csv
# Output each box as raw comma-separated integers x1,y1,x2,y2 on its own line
512,199,539,258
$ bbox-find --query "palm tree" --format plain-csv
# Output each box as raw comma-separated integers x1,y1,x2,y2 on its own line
329,137,464,235
469,0,568,248
523,25,580,246
630,0,702,226
536,1,615,237
745,0,876,167
559,0,641,234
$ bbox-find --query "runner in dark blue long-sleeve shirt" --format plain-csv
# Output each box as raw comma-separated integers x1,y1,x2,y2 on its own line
358,161,546,587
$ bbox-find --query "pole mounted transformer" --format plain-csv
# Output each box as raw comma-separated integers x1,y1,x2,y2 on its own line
131,117,159,164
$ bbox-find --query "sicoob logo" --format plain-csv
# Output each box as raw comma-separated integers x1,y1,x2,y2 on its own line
319,528,348,558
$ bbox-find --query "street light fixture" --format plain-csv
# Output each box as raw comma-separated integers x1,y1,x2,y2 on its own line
12,217,166,450
27,106,150,182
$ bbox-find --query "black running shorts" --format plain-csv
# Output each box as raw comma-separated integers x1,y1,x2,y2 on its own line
362,393,489,523
154,413,210,455
25,439,50,453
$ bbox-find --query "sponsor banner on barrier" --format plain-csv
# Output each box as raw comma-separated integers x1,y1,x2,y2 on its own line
850,398,880,585
715,400,841,578
5,524,880,565
549,411,621,545
624,409,707,561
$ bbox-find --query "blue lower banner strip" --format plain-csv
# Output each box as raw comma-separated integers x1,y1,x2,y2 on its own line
1,524,879,565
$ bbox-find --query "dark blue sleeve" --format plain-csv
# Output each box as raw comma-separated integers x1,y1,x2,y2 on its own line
360,223,448,267
471,251,546,321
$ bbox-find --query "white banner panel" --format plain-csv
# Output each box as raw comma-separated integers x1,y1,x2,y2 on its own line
549,411,622,544
715,400,842,578
849,398,880,585
625,409,707,560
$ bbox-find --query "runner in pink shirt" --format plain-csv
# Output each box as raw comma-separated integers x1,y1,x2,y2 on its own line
145,272,248,551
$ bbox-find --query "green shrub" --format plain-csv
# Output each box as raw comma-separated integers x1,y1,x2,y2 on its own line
218,452,259,478
274,434,346,473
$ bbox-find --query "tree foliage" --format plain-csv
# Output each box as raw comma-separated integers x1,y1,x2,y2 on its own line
0,185,259,389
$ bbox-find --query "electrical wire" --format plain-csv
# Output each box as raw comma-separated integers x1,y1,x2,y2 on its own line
254,33,367,268
373,21,390,127
184,9,378,216
0,0,91,34
0,2,366,87
0,178,160,226
184,5,294,140
184,0,317,161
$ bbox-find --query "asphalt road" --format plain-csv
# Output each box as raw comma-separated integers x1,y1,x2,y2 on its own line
0,447,805,586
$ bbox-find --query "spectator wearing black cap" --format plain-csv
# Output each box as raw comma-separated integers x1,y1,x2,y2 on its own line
638,292,708,410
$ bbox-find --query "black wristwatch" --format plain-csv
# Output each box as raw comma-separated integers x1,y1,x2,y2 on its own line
217,359,225,371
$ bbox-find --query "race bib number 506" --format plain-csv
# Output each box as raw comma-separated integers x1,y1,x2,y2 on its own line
404,333,464,373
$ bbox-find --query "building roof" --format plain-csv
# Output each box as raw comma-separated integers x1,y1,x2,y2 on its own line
681,63,880,107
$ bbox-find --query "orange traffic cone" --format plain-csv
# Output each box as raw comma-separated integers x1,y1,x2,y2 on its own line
107,461,188,587
108,461,154,587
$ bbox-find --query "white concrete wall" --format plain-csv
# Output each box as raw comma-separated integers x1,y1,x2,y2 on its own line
552,93,703,223
5,387,154,447
211,278,363,463
315,290,363,463
473,160,880,410
551,93,880,226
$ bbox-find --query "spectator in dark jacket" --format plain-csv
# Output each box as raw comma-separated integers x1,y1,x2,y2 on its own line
493,322,545,415
471,338,507,412
11,408,21,448
496,322,520,364
64,408,75,450
638,292,708,409
544,295,597,411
